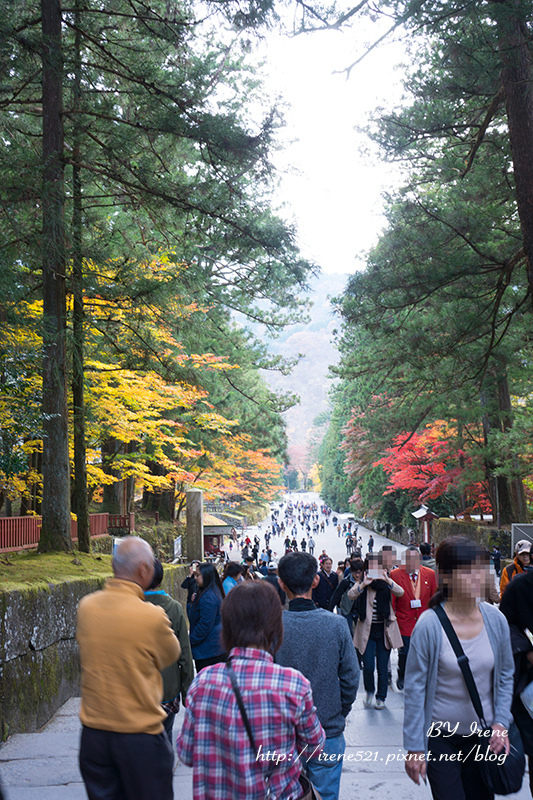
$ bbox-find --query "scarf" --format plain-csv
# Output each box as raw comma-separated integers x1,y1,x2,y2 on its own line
357,579,391,622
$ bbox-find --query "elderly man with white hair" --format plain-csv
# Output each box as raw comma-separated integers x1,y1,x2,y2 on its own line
77,536,181,800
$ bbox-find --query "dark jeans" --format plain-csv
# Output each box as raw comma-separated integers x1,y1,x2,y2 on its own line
426,732,494,800
362,623,390,701
512,696,533,796
397,634,411,681
194,653,226,673
79,725,173,800
342,613,355,636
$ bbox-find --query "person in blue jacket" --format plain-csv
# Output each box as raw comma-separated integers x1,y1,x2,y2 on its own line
222,561,244,594
189,563,226,672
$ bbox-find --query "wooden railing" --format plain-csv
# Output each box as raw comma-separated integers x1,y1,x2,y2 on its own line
108,513,135,532
0,511,134,553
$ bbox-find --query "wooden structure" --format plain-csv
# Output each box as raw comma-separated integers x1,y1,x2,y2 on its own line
0,512,134,553
204,523,232,559
411,505,438,543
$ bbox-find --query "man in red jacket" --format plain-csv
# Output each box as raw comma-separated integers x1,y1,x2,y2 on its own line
390,546,437,690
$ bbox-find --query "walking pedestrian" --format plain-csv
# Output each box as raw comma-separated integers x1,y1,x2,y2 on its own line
389,546,436,690
329,558,365,635
263,561,286,606
500,567,533,795
277,552,359,800
313,557,338,610
189,563,226,672
181,561,200,618
221,562,244,594
491,546,501,578
500,539,531,599
177,581,325,799
145,558,194,743
419,541,436,569
77,537,180,800
348,553,403,709
404,537,514,798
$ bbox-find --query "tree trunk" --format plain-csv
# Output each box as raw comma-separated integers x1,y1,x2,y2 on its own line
101,439,127,515
492,0,533,301
33,449,42,514
497,372,528,522
142,462,175,521
39,0,71,552
481,366,527,525
71,2,90,553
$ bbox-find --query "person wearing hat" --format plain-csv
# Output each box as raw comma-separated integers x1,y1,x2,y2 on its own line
500,539,531,599
263,561,286,605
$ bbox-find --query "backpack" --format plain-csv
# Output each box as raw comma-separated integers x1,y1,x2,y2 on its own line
339,577,356,617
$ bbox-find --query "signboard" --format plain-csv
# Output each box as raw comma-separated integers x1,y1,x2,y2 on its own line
174,536,182,559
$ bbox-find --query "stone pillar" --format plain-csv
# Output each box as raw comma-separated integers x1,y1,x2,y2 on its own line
186,489,203,561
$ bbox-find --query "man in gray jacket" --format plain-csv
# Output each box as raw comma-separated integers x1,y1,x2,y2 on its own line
276,551,360,800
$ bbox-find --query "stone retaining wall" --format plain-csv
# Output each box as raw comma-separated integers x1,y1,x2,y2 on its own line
0,565,188,739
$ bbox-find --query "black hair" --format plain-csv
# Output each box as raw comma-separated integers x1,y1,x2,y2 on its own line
278,551,318,595
419,542,431,556
428,536,485,608
222,562,244,581
349,558,365,573
197,562,225,598
147,557,164,590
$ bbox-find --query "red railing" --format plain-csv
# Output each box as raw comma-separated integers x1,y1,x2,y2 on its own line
108,513,135,532
0,516,41,551
0,512,134,553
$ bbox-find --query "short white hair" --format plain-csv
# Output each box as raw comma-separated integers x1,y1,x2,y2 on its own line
112,536,153,579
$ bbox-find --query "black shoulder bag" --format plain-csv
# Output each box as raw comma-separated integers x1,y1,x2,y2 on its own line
225,660,320,800
433,604,525,795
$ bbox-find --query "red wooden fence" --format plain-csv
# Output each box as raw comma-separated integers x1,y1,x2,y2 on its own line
0,512,134,553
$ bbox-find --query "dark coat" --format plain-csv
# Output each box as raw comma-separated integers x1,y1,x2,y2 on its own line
145,590,194,704
263,574,286,605
500,571,533,754
312,569,339,609
188,585,225,660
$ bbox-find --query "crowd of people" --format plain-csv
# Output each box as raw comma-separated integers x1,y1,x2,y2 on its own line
73,501,533,800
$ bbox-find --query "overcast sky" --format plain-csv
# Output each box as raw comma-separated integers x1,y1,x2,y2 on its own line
259,21,407,275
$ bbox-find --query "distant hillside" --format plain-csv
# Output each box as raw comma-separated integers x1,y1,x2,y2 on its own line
261,272,349,470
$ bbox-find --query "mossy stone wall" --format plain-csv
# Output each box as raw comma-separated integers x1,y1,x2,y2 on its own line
0,564,189,739
431,519,513,557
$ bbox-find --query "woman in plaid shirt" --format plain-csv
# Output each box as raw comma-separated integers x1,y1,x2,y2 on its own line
177,580,325,799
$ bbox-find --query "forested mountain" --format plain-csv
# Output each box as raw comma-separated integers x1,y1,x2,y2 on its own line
259,272,347,484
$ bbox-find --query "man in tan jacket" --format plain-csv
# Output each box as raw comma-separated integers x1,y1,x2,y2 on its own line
77,536,181,800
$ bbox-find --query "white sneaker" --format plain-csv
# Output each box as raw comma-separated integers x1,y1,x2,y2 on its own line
363,692,373,708
375,699,385,710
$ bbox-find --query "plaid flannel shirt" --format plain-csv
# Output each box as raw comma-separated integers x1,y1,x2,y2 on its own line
177,647,325,800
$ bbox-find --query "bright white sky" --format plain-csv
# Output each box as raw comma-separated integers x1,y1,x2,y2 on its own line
258,21,408,275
